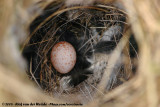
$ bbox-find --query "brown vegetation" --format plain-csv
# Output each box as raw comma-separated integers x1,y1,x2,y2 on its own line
0,0,160,107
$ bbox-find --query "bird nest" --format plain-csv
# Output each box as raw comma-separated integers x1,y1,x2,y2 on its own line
0,0,160,107
22,1,138,103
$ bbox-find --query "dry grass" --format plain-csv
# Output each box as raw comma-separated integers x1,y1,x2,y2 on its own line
0,0,160,107
23,4,128,96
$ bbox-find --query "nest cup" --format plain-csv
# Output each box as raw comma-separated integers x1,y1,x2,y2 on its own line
22,1,138,104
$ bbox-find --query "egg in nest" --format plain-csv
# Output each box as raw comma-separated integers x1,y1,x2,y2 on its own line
51,41,76,74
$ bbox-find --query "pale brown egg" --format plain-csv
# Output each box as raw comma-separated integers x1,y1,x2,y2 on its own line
50,41,76,74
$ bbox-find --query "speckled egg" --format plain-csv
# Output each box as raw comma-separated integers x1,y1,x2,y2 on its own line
50,41,76,74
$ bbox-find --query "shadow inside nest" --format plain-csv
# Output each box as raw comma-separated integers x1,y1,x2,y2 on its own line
22,2,139,103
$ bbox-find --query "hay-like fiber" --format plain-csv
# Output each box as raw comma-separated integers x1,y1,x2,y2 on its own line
0,0,160,107
23,3,128,96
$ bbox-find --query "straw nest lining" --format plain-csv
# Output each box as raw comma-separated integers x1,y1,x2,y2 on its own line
22,1,138,103
2,0,160,106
